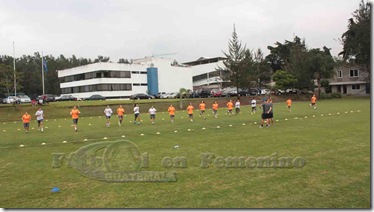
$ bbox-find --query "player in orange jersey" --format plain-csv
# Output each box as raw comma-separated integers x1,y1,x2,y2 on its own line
70,106,81,132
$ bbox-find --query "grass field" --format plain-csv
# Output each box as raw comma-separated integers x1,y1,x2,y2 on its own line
0,97,370,208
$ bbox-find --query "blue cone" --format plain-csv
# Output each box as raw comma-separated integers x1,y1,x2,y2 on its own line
51,187,60,193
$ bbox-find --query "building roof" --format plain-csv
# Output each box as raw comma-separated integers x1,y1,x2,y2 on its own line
183,57,226,66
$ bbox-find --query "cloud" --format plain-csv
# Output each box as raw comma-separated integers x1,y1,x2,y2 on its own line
0,0,363,62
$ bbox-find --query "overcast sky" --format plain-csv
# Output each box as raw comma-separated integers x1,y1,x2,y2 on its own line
0,0,369,63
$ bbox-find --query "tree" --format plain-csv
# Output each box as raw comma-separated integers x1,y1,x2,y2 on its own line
307,48,335,96
94,55,110,63
0,63,23,96
265,36,306,72
118,58,130,64
288,45,314,89
339,0,371,79
272,70,298,90
218,25,247,96
253,48,272,89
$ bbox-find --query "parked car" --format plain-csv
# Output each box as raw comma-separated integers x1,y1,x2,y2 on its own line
238,89,249,96
274,89,285,95
210,89,223,97
229,90,238,97
55,95,78,101
168,92,179,98
199,89,211,98
155,92,166,99
36,94,56,102
259,89,271,95
286,88,300,94
3,96,17,104
18,95,32,103
83,95,106,101
160,93,171,99
130,93,153,100
248,88,258,96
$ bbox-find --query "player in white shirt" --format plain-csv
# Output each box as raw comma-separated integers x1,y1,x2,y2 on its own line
148,106,157,125
35,107,44,132
235,99,241,114
251,97,257,115
133,104,140,125
104,105,113,127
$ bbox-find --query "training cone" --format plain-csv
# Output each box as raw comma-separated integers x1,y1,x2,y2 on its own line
51,187,60,193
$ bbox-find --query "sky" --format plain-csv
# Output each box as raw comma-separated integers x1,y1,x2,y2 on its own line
0,0,370,63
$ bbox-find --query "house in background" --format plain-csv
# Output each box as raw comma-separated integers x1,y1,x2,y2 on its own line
329,65,370,95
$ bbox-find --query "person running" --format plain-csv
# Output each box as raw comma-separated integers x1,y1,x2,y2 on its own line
187,103,194,122
168,104,176,123
133,104,140,125
104,105,113,127
148,106,157,125
117,105,125,126
310,94,317,110
70,106,81,132
286,98,292,112
199,101,206,119
22,112,31,133
251,97,257,115
235,99,241,114
227,100,234,116
212,101,219,118
35,107,44,132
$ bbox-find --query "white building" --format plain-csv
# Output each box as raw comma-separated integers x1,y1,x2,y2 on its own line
57,57,193,99
183,57,227,89
57,56,227,98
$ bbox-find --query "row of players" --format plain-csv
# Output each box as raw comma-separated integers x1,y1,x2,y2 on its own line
20,95,317,133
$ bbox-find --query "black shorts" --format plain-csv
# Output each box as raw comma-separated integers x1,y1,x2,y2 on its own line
37,119,43,125
228,109,232,112
200,110,205,114
73,118,79,124
23,123,29,128
288,106,291,108
251,107,256,111
269,113,273,118
134,113,139,119
170,115,175,118
106,116,111,119
213,109,217,113
261,113,270,119
118,115,123,119
235,108,240,113
150,114,156,119
311,103,316,106
188,114,193,118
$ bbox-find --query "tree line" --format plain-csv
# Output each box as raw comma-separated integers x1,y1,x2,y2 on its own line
219,0,370,96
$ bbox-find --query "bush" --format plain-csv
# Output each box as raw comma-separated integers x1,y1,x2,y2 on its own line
330,93,342,98
319,92,342,99
319,93,332,99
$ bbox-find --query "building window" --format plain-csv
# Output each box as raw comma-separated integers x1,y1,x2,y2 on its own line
61,83,132,94
350,69,359,77
352,84,361,90
337,70,342,78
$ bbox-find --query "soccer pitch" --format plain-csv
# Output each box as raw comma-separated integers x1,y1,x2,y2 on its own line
0,97,370,208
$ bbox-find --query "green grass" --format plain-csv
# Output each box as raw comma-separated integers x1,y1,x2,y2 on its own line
0,97,370,208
